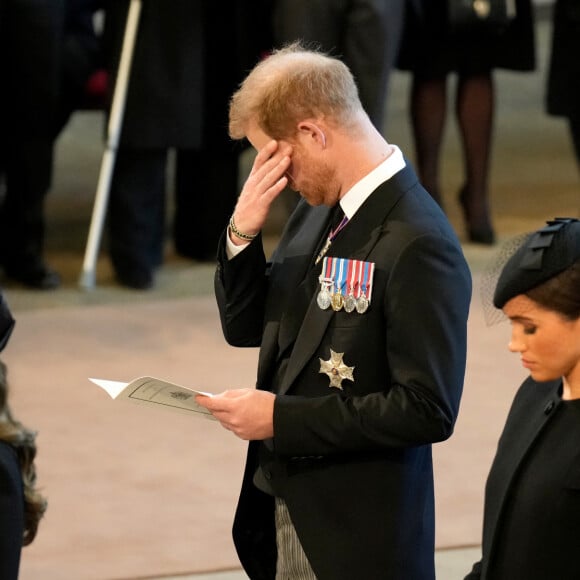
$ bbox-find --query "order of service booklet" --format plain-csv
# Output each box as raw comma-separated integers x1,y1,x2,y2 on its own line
89,376,216,420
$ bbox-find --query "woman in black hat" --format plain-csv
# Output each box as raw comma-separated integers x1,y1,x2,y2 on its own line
0,294,47,579
465,217,580,580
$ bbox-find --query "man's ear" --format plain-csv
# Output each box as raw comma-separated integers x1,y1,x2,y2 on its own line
297,121,327,149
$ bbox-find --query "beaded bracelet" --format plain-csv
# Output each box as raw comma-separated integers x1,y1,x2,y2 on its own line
229,215,259,241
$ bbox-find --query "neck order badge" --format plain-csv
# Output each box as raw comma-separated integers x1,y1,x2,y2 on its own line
315,213,349,265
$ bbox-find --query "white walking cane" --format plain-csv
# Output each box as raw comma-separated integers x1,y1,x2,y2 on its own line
79,0,142,289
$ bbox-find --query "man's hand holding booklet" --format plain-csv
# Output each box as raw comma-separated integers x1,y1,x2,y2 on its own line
89,376,216,420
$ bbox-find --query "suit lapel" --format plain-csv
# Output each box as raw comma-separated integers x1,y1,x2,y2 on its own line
258,203,333,383
278,174,410,394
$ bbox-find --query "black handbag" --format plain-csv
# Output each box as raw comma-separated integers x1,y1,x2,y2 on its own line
447,0,515,35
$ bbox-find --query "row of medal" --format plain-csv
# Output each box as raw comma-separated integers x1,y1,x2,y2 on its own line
316,256,375,313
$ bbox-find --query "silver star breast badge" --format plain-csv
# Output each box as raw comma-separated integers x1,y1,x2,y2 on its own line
319,349,355,390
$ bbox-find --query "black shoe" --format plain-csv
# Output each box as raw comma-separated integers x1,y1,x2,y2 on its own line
468,226,496,245
4,262,61,290
115,267,153,290
458,186,496,246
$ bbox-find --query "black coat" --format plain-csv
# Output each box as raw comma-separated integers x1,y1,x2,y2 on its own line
465,378,580,579
102,0,204,148
398,0,536,74
546,0,580,119
102,0,273,149
215,162,472,579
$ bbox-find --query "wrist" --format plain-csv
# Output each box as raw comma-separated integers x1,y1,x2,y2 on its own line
229,215,259,242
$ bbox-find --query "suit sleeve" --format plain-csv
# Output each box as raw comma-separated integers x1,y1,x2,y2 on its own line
214,231,269,347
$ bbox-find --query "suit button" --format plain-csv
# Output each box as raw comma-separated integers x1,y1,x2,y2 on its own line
264,470,272,480
544,400,555,415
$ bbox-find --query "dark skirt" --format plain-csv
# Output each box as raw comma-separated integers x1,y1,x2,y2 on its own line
397,0,536,77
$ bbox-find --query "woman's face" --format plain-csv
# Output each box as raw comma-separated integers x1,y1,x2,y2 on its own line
503,294,580,387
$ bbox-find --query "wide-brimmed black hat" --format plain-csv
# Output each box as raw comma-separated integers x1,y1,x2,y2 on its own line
0,291,15,352
493,217,580,309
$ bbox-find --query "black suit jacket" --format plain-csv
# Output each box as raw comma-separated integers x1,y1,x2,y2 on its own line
215,162,472,580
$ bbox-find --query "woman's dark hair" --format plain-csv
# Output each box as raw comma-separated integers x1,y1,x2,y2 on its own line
0,359,47,545
526,259,580,320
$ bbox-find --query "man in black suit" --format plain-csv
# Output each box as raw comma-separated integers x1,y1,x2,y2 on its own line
196,43,472,579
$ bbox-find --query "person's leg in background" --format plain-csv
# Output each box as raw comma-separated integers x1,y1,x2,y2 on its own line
409,68,496,243
173,147,239,262
456,70,496,244
107,148,167,290
172,0,248,261
569,116,580,214
0,138,59,288
409,75,448,207
569,116,580,170
0,0,64,289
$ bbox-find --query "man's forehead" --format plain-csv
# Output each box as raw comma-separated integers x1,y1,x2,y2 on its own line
245,121,270,151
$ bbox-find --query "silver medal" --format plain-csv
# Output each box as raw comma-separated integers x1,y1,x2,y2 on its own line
356,294,369,314
317,277,333,310
317,287,331,310
344,293,356,313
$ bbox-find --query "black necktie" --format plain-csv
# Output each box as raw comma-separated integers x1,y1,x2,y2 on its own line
329,203,344,232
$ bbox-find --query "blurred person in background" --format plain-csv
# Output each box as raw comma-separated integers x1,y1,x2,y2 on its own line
397,0,536,245
171,1,273,264
546,0,580,179
0,0,65,289
101,0,204,290
102,0,272,289
0,292,48,579
54,0,105,137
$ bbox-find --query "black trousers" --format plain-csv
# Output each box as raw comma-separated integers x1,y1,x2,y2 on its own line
569,116,580,169
0,0,64,267
106,146,239,275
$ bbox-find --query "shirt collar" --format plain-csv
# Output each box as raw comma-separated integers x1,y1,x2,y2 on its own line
339,145,405,219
